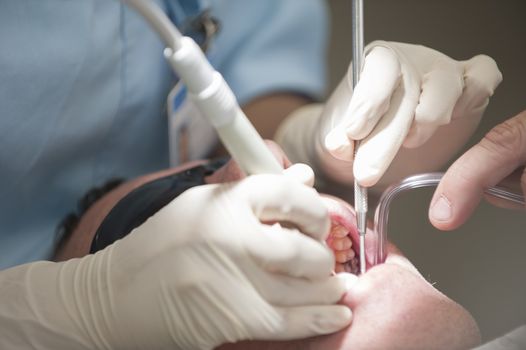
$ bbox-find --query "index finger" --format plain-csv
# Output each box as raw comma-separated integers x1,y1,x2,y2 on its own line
344,46,402,140
429,111,526,230
239,174,331,240
353,77,420,187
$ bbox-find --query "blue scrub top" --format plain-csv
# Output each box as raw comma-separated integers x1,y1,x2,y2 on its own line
0,0,328,268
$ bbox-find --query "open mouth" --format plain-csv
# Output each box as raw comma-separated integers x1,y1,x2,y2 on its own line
321,194,366,274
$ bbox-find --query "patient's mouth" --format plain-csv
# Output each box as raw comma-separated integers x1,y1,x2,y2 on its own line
327,221,360,274
322,195,361,274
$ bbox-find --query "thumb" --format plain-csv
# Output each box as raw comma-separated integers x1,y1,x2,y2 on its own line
429,111,526,230
283,163,315,187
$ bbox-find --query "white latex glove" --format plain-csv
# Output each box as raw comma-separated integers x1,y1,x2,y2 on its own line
276,41,502,190
0,172,352,350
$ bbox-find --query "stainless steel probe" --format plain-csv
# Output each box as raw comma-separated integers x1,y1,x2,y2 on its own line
352,0,368,274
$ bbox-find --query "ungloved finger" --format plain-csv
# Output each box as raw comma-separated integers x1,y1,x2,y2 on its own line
353,75,420,187
246,271,354,307
429,111,526,231
454,54,502,117
256,305,352,340
404,59,464,148
245,224,335,280
344,46,401,140
240,174,330,240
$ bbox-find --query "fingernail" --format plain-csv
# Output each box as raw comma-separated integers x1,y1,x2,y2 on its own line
431,195,452,221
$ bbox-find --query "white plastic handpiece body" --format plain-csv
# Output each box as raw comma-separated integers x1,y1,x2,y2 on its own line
164,37,282,175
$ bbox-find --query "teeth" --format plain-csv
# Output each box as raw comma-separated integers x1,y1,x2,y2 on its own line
335,250,354,263
335,251,346,263
349,258,359,274
344,263,354,273
334,263,345,273
335,257,360,275
326,217,360,274
331,225,349,238
332,236,353,250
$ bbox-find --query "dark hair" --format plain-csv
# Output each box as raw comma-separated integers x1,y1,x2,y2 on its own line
54,178,125,254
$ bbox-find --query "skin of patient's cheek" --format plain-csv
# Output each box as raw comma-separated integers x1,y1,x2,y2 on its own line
310,264,480,350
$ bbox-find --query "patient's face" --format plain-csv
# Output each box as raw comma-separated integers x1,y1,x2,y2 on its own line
54,155,481,350
307,259,480,350
54,158,361,274
219,254,480,350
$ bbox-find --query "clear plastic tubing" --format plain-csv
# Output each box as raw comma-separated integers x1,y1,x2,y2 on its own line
373,172,525,265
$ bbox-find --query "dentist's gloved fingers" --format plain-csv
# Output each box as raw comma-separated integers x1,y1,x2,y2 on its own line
246,224,334,280
324,47,401,161
240,175,330,240
404,60,464,148
454,55,503,113
345,46,402,140
258,305,352,340
283,163,315,187
353,85,418,187
248,272,350,307
429,111,526,231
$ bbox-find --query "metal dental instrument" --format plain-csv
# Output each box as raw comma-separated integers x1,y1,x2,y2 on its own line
372,172,526,265
352,0,368,274
123,0,282,176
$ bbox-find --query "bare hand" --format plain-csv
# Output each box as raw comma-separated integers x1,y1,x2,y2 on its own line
429,110,526,230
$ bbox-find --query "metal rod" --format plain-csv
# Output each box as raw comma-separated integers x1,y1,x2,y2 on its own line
351,0,368,275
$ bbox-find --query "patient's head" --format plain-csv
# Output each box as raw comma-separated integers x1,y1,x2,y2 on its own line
54,159,361,274
53,157,481,350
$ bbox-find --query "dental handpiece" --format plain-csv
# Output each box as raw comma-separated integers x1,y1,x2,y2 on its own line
123,0,282,175
372,172,526,265
352,0,368,274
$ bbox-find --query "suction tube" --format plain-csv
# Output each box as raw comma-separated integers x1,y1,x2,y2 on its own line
373,172,525,265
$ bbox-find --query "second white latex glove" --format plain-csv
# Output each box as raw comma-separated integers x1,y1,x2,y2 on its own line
0,172,352,350
276,41,502,190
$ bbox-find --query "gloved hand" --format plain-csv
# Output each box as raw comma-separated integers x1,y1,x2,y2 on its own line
0,172,352,350
276,41,502,190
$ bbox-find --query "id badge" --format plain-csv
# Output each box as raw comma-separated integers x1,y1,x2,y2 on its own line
167,81,218,167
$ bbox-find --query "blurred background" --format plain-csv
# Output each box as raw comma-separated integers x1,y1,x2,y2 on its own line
327,0,526,342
